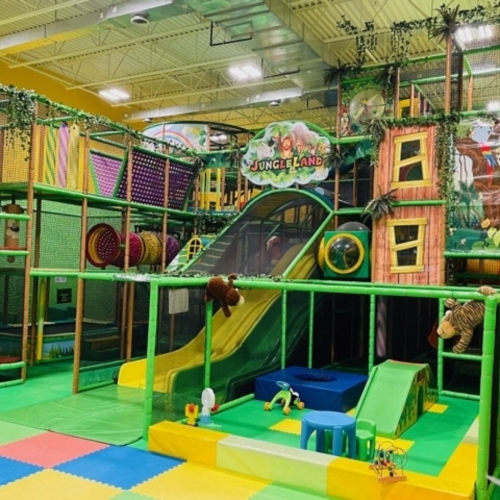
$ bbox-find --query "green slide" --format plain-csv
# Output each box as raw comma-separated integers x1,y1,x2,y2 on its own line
355,360,435,438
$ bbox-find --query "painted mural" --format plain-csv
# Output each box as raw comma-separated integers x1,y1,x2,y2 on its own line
241,121,332,188
447,119,500,253
143,122,209,151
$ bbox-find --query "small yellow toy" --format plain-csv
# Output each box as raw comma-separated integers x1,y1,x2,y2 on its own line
185,403,199,426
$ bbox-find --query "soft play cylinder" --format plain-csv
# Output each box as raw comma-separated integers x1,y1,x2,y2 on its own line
3,203,23,263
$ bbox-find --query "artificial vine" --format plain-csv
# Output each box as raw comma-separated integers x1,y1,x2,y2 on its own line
0,85,37,157
337,17,377,68
362,186,398,222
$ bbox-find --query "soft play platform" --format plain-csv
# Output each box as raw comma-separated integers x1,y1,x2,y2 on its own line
254,367,367,412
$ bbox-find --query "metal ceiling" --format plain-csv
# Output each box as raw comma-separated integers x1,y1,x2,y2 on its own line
0,0,495,132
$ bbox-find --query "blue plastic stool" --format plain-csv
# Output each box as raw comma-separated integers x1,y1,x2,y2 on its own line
300,411,356,458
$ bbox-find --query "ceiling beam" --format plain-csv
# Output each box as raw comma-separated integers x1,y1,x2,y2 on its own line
0,0,181,54
66,54,254,90
0,0,91,28
9,22,211,68
124,86,304,122
114,76,292,107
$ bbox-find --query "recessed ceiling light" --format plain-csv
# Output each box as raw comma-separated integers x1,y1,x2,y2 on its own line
99,88,130,102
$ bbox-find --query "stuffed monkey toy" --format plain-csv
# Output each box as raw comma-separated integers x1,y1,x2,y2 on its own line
204,273,245,318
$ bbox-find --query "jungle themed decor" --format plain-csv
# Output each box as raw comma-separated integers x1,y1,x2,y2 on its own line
447,119,500,254
240,121,332,188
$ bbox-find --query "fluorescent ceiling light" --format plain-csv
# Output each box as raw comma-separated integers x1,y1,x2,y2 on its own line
99,88,130,102
242,65,261,78
229,67,248,79
230,65,262,79
456,24,494,44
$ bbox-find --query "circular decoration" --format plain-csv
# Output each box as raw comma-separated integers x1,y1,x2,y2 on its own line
165,234,181,266
86,223,121,268
113,232,145,269
324,232,365,275
349,89,386,124
139,231,162,266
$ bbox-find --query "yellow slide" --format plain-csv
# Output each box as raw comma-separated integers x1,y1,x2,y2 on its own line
118,244,317,393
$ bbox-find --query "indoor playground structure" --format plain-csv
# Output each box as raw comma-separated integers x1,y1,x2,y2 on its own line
4,21,500,500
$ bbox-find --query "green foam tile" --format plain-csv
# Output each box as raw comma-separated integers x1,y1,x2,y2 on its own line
0,421,45,445
251,484,335,499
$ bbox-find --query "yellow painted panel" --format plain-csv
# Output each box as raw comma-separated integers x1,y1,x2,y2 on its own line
327,457,474,500
216,435,334,496
0,470,121,500
149,420,228,467
133,462,269,500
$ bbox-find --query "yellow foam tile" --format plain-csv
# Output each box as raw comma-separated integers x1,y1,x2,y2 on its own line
346,408,356,416
439,443,478,484
428,404,449,414
269,418,301,435
149,420,228,467
217,434,334,496
375,437,414,452
133,462,269,500
0,470,121,500
327,457,474,500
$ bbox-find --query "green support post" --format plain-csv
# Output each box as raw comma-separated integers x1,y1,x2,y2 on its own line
476,295,498,500
308,291,314,368
143,281,159,440
368,294,375,374
281,290,288,369
438,298,444,395
204,299,213,388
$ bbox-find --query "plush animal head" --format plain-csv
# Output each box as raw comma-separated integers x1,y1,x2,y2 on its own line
437,286,497,353
204,273,245,318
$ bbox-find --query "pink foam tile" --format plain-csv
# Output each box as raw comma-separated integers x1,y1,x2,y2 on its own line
0,431,108,468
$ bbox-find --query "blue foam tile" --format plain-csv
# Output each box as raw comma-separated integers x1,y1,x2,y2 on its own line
0,456,42,486
54,446,183,489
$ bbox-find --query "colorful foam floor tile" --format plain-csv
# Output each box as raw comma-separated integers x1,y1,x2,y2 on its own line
55,446,183,489
133,462,269,500
427,403,448,414
269,418,301,435
0,469,122,500
0,431,108,467
0,455,42,486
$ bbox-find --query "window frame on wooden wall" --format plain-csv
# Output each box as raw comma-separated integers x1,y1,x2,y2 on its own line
387,217,428,273
391,131,431,189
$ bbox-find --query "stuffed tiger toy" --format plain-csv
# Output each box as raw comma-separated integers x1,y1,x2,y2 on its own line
437,286,497,353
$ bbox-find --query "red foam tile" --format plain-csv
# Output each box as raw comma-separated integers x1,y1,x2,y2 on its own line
0,431,108,468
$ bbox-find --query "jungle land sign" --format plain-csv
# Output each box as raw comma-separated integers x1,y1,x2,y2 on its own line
241,121,331,188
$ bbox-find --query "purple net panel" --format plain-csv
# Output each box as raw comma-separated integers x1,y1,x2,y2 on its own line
116,149,165,206
168,161,194,210
90,152,124,197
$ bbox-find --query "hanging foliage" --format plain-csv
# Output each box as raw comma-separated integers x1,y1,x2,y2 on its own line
337,16,378,67
361,117,389,166
362,186,398,222
0,85,37,157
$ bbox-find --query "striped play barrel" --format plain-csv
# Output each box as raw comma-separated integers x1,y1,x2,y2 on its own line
139,231,163,266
